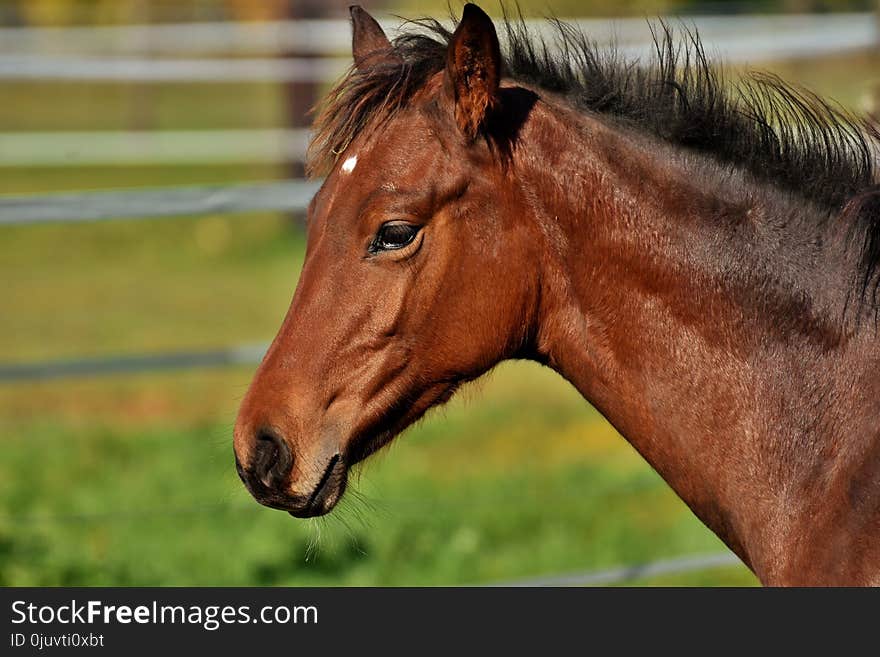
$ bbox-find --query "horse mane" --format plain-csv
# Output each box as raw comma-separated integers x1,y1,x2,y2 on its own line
308,10,880,307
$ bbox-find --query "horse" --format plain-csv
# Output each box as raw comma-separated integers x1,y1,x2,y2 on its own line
233,4,880,585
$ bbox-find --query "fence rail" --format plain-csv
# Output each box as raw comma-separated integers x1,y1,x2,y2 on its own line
0,18,371,56
0,13,873,56
0,344,269,383
0,179,320,225
493,552,743,586
0,13,874,82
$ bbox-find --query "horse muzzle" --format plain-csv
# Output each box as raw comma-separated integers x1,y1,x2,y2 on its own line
234,428,348,518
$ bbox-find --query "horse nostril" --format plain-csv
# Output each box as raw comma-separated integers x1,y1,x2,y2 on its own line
252,428,293,490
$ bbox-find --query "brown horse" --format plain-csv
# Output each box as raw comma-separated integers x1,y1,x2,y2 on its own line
234,4,880,585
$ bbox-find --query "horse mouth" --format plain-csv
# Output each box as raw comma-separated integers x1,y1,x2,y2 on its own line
236,453,348,519
288,454,347,518
238,381,460,519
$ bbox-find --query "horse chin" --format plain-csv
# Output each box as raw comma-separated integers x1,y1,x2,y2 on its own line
345,428,396,469
292,382,463,518
345,381,463,468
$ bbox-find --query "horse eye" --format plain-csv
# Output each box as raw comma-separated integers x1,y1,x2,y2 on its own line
371,221,420,252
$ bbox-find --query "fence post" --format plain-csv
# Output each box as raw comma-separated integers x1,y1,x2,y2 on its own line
283,0,328,181
873,0,880,122
129,0,156,132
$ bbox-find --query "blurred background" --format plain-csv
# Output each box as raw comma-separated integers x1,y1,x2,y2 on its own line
1,0,878,587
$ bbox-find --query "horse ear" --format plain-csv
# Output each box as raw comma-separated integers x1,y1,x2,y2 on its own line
445,3,502,140
350,5,396,68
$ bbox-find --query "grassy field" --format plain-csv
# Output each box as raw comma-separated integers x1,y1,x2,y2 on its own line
2,43,877,587
0,365,755,586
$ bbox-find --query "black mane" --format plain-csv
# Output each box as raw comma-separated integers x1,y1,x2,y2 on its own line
309,11,880,307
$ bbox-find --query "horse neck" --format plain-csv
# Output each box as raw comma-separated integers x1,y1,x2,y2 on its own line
513,97,880,583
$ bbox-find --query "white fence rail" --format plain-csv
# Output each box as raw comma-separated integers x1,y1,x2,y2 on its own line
0,18,363,56
0,179,320,225
0,13,874,57
0,13,874,83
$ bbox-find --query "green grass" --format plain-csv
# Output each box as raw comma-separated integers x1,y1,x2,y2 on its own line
0,363,755,586
752,49,880,111
0,163,287,195
0,82,284,133
4,47,876,587
0,212,304,361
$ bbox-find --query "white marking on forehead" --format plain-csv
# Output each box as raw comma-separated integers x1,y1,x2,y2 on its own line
341,155,358,174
